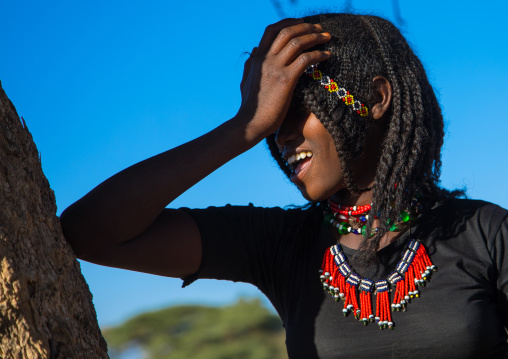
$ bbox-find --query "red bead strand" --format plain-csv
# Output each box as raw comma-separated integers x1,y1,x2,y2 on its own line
328,201,372,216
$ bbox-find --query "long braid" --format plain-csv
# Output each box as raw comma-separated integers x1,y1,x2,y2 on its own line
361,16,406,253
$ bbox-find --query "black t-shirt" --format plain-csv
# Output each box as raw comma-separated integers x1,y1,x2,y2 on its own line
182,199,508,358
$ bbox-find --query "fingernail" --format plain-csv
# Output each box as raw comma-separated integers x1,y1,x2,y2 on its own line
322,32,331,37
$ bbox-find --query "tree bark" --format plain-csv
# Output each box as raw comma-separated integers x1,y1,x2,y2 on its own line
0,82,108,358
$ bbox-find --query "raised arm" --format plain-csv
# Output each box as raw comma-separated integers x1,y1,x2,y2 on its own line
60,19,331,278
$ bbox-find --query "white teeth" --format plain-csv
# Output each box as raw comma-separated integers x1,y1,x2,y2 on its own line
286,151,313,165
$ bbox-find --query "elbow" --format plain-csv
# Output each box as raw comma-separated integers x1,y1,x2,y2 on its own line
59,206,93,259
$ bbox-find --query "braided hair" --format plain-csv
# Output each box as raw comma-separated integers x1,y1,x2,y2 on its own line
266,14,460,256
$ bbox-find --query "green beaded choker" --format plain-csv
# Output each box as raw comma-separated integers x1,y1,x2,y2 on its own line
323,197,422,237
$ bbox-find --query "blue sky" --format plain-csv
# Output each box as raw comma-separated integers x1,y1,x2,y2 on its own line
1,0,507,328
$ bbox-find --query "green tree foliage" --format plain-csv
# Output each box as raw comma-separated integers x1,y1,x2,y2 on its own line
103,298,287,359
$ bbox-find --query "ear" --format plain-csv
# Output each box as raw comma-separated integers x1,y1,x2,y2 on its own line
370,76,392,120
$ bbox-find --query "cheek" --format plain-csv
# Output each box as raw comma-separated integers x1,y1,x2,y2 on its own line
301,155,344,202
319,136,344,186
319,160,345,197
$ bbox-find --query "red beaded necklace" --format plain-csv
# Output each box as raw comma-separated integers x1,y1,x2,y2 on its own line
328,202,372,216
320,199,436,329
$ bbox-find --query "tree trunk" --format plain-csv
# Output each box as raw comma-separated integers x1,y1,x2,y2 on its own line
0,82,108,358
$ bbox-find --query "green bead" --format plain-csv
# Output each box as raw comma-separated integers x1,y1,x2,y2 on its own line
338,222,349,235
389,223,398,231
361,225,367,236
400,210,410,222
323,213,334,225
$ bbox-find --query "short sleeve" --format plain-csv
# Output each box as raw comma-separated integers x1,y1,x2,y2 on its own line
180,204,308,291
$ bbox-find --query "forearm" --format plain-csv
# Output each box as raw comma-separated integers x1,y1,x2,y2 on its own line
61,115,260,258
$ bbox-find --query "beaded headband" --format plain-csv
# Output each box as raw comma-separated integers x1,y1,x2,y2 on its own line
304,64,369,117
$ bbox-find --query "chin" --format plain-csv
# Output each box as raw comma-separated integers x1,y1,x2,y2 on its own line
298,187,330,203
298,182,346,203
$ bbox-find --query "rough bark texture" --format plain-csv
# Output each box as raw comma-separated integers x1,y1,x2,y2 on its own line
0,81,108,358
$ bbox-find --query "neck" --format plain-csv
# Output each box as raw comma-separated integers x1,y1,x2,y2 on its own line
327,184,404,251
329,186,374,206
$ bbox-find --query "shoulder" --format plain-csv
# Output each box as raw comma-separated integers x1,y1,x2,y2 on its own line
433,198,507,230
420,197,507,254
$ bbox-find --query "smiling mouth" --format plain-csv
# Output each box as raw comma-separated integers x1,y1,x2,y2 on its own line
285,151,313,173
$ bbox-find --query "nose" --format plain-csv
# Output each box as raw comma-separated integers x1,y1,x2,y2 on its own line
275,116,301,147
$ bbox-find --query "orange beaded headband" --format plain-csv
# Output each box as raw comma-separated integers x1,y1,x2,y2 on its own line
305,64,369,117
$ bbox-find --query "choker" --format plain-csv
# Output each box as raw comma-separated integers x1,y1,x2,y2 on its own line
319,199,436,329
323,198,422,237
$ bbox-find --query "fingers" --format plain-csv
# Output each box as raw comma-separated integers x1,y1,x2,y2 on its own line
269,23,324,55
256,20,331,72
289,49,332,74
277,31,331,65
258,18,304,53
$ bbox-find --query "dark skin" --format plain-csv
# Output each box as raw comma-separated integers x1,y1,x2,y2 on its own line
60,19,393,280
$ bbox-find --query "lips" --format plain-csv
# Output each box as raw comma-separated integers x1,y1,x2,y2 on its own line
291,156,311,180
284,150,313,182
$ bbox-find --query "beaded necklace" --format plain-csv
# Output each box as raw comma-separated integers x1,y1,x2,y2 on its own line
320,199,436,329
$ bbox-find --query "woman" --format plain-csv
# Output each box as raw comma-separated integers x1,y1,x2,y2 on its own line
61,13,508,358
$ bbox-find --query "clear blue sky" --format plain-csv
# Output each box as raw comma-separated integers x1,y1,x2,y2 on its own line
1,0,507,328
